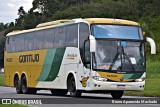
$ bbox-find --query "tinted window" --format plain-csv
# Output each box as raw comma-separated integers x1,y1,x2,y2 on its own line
54,27,66,48
79,23,89,49
16,34,24,52
6,37,11,52
59,27,66,47
44,28,54,48
79,23,90,64
66,24,78,47
34,30,44,50
24,32,34,51
10,36,16,52
92,25,142,40
54,28,59,48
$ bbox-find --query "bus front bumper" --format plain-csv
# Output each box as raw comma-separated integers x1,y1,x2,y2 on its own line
90,80,145,91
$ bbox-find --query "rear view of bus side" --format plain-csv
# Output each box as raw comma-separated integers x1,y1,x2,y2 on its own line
4,18,156,98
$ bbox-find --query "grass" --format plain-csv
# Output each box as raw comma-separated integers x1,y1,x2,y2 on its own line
0,74,4,86
125,61,160,97
125,79,160,97
0,104,28,107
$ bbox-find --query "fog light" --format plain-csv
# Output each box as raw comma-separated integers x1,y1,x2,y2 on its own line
135,77,145,82
92,76,107,81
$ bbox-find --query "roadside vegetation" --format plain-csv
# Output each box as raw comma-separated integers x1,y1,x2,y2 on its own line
0,74,4,86
0,104,28,107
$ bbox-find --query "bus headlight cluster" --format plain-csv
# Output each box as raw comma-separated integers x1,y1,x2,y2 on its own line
92,76,107,81
135,77,145,82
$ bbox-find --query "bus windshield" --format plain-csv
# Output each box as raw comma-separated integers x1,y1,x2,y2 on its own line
91,24,145,72
92,25,143,40
93,40,145,72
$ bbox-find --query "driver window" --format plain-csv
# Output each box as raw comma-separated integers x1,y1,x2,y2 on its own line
84,40,90,68
85,41,90,62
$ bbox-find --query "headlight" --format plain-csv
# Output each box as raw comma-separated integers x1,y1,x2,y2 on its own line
135,77,145,82
92,76,107,81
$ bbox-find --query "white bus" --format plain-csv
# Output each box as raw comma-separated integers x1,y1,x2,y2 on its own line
5,18,156,99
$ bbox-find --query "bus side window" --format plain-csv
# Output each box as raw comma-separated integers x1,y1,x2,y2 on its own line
6,37,11,52
10,36,16,52
34,30,44,50
66,24,78,47
79,23,90,67
24,32,34,51
44,29,54,48
16,34,24,52
54,28,59,48
84,40,90,68
58,27,66,48
85,40,90,62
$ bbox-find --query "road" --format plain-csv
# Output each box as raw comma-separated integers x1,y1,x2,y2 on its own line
0,86,160,107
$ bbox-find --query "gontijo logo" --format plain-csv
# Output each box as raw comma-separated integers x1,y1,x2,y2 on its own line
19,54,39,63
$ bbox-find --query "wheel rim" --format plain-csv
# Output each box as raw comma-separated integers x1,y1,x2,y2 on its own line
15,78,20,91
22,78,26,92
70,78,76,94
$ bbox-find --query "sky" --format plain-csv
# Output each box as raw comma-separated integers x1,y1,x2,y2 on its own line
0,0,34,24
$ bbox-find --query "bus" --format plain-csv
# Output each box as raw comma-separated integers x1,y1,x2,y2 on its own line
4,18,156,99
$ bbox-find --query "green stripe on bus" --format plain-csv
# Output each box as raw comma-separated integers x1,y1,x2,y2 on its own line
122,74,134,79
45,48,66,81
38,49,56,81
38,48,66,81
129,73,143,79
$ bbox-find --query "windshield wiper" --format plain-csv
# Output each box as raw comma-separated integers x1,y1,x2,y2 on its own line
121,46,135,72
109,42,135,72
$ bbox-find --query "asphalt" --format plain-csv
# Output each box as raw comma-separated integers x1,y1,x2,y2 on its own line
0,86,159,107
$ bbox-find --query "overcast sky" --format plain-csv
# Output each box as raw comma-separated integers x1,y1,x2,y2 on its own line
0,0,34,24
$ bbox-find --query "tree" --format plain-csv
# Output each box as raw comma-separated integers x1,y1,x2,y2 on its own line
15,6,27,29
18,6,26,17
0,23,4,31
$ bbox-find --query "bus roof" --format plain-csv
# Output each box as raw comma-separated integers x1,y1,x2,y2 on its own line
84,18,140,26
7,18,140,36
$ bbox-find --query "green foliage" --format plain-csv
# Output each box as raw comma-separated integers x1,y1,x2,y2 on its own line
0,74,4,86
0,23,4,31
53,0,130,20
0,104,28,107
0,36,5,65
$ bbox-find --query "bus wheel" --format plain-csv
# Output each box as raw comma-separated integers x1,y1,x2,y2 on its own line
21,76,28,94
111,91,124,99
21,76,36,94
68,76,82,97
51,89,68,96
14,76,22,94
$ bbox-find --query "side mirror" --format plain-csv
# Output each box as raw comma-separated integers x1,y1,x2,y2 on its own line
146,37,156,54
89,35,96,52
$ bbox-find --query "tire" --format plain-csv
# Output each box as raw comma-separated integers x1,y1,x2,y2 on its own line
51,89,68,96
14,76,22,94
21,76,37,94
68,76,82,97
111,91,124,99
